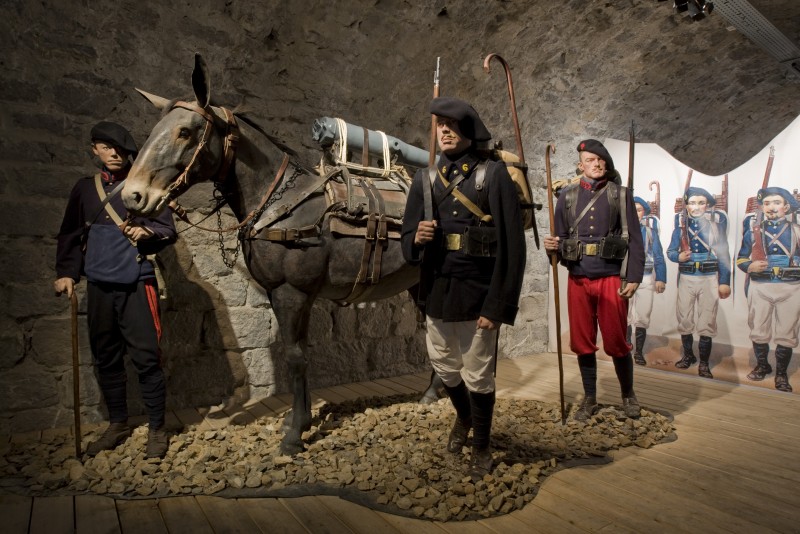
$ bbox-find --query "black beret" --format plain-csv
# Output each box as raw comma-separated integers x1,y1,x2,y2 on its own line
684,186,716,207
429,97,492,142
576,139,615,174
91,121,138,155
758,186,799,213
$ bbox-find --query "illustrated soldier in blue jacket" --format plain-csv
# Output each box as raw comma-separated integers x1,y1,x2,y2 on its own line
628,197,667,365
667,186,731,379
54,122,177,458
736,187,800,392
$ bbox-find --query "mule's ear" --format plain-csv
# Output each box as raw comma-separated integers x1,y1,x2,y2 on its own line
135,88,171,110
192,53,211,109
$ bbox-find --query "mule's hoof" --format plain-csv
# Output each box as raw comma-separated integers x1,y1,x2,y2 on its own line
280,439,305,456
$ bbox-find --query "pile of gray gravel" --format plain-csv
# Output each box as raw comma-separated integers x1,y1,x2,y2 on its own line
0,395,674,521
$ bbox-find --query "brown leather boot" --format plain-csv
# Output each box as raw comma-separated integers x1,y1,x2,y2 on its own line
146,427,169,459
573,396,598,422
85,422,131,457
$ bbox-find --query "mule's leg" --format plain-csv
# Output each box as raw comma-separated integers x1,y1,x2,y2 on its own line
271,284,314,455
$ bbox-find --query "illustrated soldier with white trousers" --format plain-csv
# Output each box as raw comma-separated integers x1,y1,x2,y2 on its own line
667,186,731,379
736,187,800,392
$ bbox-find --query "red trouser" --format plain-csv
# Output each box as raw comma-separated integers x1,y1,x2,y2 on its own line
567,275,631,357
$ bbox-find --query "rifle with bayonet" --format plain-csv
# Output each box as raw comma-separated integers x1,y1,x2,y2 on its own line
747,146,774,263
415,58,441,317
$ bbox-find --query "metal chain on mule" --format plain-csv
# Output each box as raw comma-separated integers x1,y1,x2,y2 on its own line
216,165,303,268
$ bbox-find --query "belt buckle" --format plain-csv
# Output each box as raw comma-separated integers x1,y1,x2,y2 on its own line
584,243,598,256
446,233,462,251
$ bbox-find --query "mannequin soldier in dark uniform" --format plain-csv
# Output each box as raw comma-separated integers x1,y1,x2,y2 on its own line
402,97,526,481
55,122,176,458
544,139,645,420
736,187,800,392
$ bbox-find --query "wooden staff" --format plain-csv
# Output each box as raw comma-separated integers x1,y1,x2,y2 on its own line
70,291,81,457
545,143,566,424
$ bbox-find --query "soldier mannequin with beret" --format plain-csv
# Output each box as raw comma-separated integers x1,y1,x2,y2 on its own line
736,186,800,392
627,197,667,365
401,97,526,481
667,186,731,379
544,139,645,421
55,121,177,458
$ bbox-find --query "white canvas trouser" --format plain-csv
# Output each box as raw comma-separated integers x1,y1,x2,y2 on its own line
747,280,800,348
425,316,498,394
629,272,655,329
676,274,719,337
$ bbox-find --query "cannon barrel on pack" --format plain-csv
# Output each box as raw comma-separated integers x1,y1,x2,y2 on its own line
312,117,430,169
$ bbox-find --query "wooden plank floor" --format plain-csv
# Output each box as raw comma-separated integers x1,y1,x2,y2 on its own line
2,352,799,533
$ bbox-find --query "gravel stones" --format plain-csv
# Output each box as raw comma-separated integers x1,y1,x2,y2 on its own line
0,395,674,521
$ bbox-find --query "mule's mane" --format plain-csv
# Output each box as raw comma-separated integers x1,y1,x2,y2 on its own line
233,111,298,158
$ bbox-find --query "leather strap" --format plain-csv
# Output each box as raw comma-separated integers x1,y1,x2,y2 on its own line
88,174,127,226
437,167,493,224
252,225,321,241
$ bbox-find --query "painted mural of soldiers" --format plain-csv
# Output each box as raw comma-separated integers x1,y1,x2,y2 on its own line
627,197,666,365
736,187,800,392
667,186,732,379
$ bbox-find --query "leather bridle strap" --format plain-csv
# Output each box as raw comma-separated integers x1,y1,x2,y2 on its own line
165,101,240,195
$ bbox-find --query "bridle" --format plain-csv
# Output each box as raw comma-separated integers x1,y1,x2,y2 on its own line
155,100,240,212
154,100,292,235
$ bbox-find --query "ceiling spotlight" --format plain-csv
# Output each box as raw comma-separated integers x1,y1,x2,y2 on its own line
674,0,689,12
687,0,713,20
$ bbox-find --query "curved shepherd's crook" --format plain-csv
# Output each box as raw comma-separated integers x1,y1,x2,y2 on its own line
545,144,566,424
483,54,525,163
483,53,538,249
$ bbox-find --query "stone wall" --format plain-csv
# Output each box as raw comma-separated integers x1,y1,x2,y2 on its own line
1,0,797,433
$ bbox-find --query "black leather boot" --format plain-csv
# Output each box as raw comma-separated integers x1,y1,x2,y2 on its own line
634,327,647,366
775,346,793,393
698,335,713,379
468,390,495,481
675,334,696,368
747,342,772,381
443,381,472,453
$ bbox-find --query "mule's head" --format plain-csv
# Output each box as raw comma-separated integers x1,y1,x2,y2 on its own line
123,54,233,216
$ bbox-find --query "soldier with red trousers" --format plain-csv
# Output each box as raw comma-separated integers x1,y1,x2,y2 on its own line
545,139,645,421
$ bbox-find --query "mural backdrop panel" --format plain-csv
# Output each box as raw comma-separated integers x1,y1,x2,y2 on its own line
548,115,800,394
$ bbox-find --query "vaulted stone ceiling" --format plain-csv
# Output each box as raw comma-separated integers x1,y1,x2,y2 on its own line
2,0,799,181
